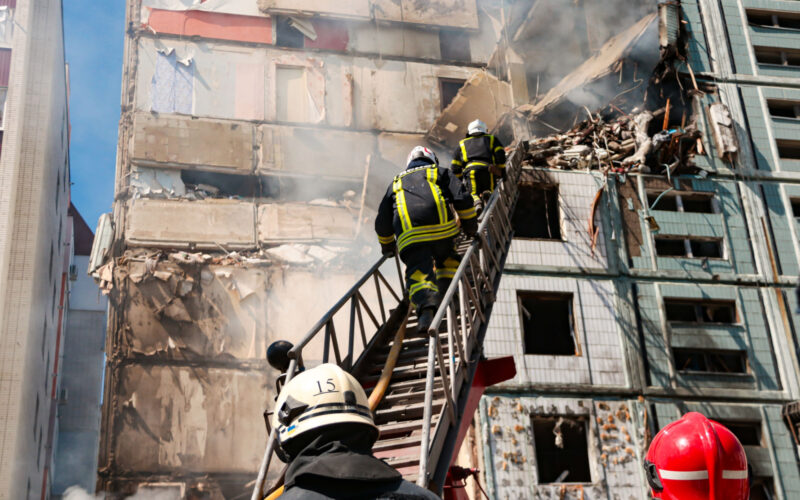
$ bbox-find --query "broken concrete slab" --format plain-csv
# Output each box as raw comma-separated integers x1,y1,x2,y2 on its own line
132,112,254,173
426,71,513,148
126,199,257,250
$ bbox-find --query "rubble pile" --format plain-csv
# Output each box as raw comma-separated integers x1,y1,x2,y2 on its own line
520,103,703,176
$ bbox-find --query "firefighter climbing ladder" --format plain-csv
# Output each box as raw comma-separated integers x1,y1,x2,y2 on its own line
252,144,522,499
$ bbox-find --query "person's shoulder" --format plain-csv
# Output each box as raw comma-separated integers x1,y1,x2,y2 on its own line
391,479,442,499
277,486,331,500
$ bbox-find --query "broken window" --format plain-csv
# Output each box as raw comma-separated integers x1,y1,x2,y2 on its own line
715,420,763,446
747,10,800,31
532,417,592,483
275,16,304,48
767,99,800,119
754,46,800,68
276,66,309,122
439,29,471,62
512,184,561,239
673,348,748,374
518,292,577,355
439,78,466,111
664,298,737,324
654,237,723,259
647,191,715,214
777,139,800,160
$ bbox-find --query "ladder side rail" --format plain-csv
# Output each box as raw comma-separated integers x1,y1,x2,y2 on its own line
416,145,523,488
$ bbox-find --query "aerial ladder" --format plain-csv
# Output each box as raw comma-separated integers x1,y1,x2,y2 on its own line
251,143,524,500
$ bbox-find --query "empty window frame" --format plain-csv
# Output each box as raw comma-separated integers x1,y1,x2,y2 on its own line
754,46,800,68
532,417,592,483
654,237,723,258
518,292,577,355
790,198,800,218
750,476,776,500
715,420,763,446
646,190,716,214
664,298,737,324
276,66,309,122
275,16,304,48
673,348,748,374
512,183,561,239
767,99,800,119
747,9,800,31
439,78,466,111
439,29,471,62
777,139,800,160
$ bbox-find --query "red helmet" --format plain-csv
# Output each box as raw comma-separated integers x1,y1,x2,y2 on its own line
644,412,749,500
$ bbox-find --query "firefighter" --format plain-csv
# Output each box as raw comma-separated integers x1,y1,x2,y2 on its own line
643,412,749,500
272,363,440,499
375,146,477,332
450,119,506,213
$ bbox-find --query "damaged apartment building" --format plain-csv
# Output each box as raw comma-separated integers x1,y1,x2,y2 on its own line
95,0,800,499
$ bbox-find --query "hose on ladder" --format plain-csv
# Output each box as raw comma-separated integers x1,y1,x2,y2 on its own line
263,312,410,500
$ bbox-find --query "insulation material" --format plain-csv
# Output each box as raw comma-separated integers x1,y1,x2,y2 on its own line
121,259,269,359
372,0,479,29
125,199,257,249
257,203,356,243
426,70,513,147
129,167,187,198
152,50,194,114
113,365,268,472
145,9,272,45
132,112,254,172
142,0,264,19
257,0,371,20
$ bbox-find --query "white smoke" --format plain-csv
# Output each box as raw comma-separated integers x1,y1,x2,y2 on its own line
63,486,180,500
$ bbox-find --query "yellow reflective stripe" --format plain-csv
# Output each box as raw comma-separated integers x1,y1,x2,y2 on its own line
490,135,494,153
397,223,460,252
451,159,463,166
469,169,478,197
460,140,468,163
466,161,489,168
494,146,504,152
427,167,447,224
409,281,438,296
378,234,395,244
393,176,412,232
457,206,477,220
435,269,456,280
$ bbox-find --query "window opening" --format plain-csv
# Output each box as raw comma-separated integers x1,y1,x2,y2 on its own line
673,348,748,374
790,198,800,218
519,292,576,355
647,191,715,213
275,16,304,48
767,99,800,119
532,416,592,483
715,420,763,446
655,237,722,258
439,30,471,61
747,9,800,31
754,46,800,68
513,184,561,239
276,66,309,122
777,139,800,160
664,298,737,324
439,78,466,111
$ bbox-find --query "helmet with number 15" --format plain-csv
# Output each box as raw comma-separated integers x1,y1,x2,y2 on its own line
272,364,378,461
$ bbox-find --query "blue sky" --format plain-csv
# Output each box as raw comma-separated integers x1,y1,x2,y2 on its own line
64,1,126,229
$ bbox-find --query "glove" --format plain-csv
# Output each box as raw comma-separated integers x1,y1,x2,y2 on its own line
461,216,478,238
381,241,397,257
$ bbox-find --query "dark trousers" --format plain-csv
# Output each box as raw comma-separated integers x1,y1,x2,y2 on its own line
400,239,461,316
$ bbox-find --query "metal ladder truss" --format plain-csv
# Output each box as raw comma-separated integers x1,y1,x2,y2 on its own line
252,145,522,499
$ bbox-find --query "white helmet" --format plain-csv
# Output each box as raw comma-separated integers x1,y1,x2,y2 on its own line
467,119,488,136
406,145,439,167
272,364,377,459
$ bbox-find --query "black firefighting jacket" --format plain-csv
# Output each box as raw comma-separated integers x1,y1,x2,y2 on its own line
451,133,507,192
375,159,476,253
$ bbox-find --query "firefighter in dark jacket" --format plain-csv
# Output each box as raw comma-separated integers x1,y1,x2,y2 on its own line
273,363,440,500
375,146,477,332
450,119,506,213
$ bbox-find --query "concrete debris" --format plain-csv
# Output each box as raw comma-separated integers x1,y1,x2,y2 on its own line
707,103,738,161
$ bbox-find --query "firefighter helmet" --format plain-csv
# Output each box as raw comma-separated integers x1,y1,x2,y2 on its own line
467,119,488,136
272,364,377,460
644,412,749,500
406,146,439,167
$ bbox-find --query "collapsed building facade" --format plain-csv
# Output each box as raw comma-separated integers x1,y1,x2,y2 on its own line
96,0,800,498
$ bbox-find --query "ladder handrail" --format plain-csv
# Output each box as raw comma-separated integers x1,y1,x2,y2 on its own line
416,145,522,488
